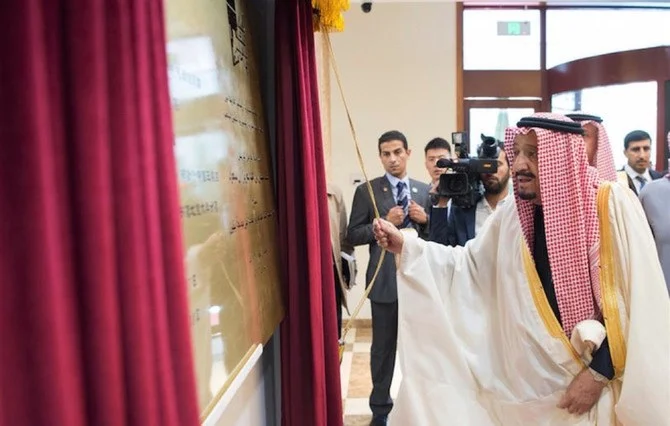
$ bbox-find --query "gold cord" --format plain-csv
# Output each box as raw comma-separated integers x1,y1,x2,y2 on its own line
323,31,386,356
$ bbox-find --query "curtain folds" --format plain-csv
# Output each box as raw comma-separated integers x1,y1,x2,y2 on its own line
0,1,200,424
275,1,344,425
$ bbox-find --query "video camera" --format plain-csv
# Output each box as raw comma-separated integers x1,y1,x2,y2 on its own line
436,132,499,209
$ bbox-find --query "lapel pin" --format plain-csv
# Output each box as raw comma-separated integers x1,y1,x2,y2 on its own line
412,187,418,193
383,187,388,192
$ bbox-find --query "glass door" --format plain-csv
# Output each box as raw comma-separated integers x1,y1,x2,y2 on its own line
465,100,541,154
552,81,658,169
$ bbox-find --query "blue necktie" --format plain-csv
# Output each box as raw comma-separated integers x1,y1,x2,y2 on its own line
397,181,411,228
636,176,647,191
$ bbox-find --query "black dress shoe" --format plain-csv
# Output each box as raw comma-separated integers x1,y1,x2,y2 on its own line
369,415,388,426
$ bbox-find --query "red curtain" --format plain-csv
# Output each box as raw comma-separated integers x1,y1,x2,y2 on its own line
275,1,343,426
0,1,200,425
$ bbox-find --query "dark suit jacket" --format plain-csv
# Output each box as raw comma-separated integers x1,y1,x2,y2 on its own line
429,202,477,247
347,176,430,303
427,205,450,246
445,205,476,247
619,167,664,195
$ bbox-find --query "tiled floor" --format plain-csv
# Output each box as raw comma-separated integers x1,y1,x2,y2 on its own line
340,325,402,426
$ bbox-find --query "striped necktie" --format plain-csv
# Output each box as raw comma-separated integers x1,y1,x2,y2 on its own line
397,181,411,228
636,175,647,191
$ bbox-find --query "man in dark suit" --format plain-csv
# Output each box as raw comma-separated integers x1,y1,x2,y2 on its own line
430,137,510,247
618,130,664,195
347,130,430,426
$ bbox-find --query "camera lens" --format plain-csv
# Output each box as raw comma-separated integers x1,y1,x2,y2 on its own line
480,137,498,158
441,173,468,195
361,2,372,13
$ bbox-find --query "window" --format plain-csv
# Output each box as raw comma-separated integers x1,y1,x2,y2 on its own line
551,81,658,168
469,107,536,146
167,36,221,104
546,9,670,68
463,9,541,70
551,91,577,113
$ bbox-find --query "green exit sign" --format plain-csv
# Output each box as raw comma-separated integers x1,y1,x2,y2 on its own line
497,21,531,36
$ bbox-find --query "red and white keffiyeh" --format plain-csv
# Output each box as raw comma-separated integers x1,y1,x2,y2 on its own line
505,113,601,335
585,120,617,182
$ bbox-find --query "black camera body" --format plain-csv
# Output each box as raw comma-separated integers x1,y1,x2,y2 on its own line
436,132,499,209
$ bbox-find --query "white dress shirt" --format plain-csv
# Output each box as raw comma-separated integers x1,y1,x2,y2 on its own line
624,164,653,194
474,195,508,235
386,173,412,205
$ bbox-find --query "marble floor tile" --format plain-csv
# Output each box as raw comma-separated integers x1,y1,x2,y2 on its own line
344,414,372,426
352,342,371,353
343,328,357,344
344,398,370,415
348,352,373,398
354,327,372,342
342,326,406,423
340,351,354,397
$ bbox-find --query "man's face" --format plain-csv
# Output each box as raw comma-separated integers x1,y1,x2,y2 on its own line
424,148,450,183
379,140,411,178
481,150,510,195
582,123,598,166
512,132,541,204
624,139,651,174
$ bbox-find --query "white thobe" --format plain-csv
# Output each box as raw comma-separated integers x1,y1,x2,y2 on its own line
391,182,670,425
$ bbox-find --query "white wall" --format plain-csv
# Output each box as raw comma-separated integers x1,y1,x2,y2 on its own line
326,2,458,320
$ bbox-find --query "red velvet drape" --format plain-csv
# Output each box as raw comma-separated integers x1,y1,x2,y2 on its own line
0,1,199,425
276,1,343,426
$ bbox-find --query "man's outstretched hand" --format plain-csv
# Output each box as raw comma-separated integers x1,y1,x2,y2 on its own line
373,218,404,254
557,368,607,416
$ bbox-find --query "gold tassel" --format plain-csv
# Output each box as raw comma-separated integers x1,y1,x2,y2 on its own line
312,0,350,33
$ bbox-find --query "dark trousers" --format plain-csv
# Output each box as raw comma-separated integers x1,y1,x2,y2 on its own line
335,280,343,340
334,264,343,339
369,300,398,417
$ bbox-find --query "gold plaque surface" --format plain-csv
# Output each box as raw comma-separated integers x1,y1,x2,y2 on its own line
165,0,284,416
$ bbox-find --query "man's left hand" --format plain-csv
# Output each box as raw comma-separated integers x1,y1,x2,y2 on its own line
408,200,427,224
557,369,607,415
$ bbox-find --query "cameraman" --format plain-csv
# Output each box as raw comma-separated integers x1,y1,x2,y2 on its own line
424,137,452,207
429,137,510,246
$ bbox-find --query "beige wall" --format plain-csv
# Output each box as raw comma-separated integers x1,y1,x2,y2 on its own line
323,2,458,320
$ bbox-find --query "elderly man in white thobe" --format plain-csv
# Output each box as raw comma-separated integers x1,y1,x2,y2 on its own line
373,113,669,426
